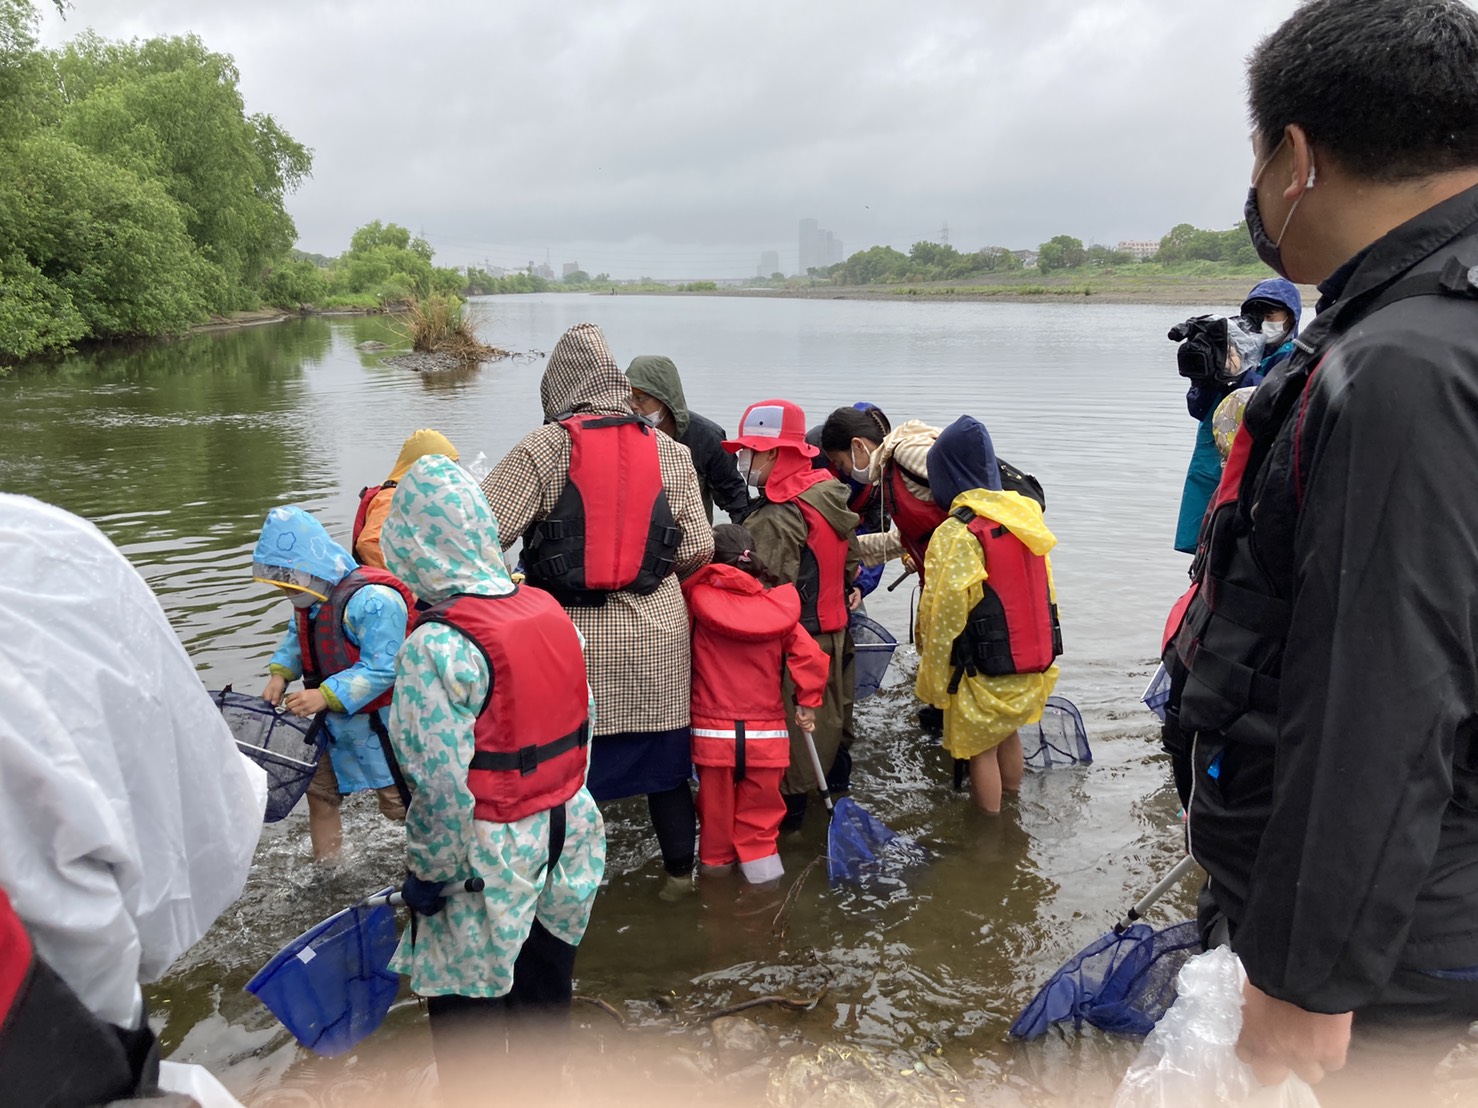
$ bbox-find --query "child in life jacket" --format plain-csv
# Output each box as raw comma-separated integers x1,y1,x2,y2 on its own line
352,428,459,570
253,506,414,860
724,400,861,829
379,454,605,1101
915,417,1061,813
684,524,831,883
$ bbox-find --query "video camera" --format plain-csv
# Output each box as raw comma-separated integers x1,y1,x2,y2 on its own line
1167,315,1265,386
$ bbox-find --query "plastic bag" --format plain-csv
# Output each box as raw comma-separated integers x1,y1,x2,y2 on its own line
464,450,492,483
1111,946,1319,1108
1142,663,1171,722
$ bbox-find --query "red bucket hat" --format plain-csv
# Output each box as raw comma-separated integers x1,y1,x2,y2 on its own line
722,399,817,456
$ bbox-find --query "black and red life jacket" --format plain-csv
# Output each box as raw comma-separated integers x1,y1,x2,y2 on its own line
947,507,1061,689
296,566,416,712
0,887,161,1105
416,588,591,822
523,414,684,607
884,462,948,583
795,498,851,635
352,481,395,548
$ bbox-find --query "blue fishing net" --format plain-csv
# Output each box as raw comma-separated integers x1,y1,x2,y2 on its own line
850,612,898,700
245,891,400,1056
1023,695,1092,769
1009,919,1202,1040
210,688,326,822
827,797,928,884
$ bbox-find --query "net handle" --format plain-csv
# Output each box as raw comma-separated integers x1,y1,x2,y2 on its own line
800,729,835,814
1115,855,1198,934
366,876,486,909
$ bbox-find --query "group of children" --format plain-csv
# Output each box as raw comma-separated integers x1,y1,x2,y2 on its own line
245,334,1062,1080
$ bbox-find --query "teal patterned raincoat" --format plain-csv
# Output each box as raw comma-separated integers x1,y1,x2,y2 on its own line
380,454,605,997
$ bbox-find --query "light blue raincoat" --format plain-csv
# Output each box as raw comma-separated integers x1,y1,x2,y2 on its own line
256,506,407,793
381,454,605,998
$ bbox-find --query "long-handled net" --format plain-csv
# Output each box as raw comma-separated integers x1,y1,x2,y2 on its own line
1010,856,1201,1040
246,879,483,1056
210,687,327,822
1023,695,1092,769
850,612,898,700
246,890,401,1056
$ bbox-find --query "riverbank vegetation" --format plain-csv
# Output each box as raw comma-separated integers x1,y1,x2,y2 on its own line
0,1,311,364
400,294,504,362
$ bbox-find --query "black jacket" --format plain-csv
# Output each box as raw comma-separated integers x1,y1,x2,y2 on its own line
682,410,752,523
1168,184,1478,1014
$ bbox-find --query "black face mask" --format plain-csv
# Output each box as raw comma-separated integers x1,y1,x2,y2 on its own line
1244,138,1314,282
1244,185,1290,279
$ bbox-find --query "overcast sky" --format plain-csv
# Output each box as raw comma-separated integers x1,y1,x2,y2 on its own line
39,0,1308,278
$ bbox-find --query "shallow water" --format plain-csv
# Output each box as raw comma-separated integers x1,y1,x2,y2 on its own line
0,293,1230,1104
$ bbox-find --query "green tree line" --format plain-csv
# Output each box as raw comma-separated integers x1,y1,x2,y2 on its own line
0,0,312,363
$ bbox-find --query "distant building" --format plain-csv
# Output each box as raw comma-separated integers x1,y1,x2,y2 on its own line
1013,249,1040,269
562,261,581,278
535,262,555,280
798,218,843,274
1117,240,1160,260
758,249,780,277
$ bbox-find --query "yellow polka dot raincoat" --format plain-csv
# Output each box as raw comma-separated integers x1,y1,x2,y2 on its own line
915,488,1059,759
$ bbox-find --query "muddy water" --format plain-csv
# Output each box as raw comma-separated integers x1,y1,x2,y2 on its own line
0,293,1229,1104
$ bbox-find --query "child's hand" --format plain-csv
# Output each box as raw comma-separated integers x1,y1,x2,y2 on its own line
261,674,287,705
795,706,816,733
847,587,863,611
284,688,328,717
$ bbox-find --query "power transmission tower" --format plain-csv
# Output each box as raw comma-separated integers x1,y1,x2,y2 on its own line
939,222,950,246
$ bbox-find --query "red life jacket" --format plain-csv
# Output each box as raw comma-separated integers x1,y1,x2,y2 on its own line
0,887,157,1104
683,565,830,773
296,566,415,712
884,462,948,585
523,414,684,606
352,481,395,548
416,588,591,822
949,507,1061,685
795,499,850,635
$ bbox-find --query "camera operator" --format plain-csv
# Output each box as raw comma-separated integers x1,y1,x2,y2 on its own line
1173,278,1302,553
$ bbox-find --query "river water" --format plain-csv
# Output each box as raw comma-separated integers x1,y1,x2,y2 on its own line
0,293,1225,1105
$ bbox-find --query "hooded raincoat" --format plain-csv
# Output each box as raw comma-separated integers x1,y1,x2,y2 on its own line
354,428,458,570
916,418,1059,759
257,507,408,794
1174,277,1302,553
0,494,266,1031
381,455,605,998
481,324,713,797
627,355,752,523
745,449,862,795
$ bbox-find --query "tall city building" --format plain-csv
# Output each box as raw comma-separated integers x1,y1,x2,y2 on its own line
799,218,843,273
758,249,780,277
562,261,581,277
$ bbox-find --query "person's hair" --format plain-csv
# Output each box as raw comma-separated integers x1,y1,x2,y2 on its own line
1248,0,1478,182
820,405,892,453
711,523,780,585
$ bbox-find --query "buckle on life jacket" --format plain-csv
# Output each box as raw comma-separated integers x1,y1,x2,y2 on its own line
518,744,539,776
535,553,570,578
538,519,570,542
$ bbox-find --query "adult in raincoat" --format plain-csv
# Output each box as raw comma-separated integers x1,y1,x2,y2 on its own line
352,428,459,570
0,494,266,1103
1173,277,1301,553
916,417,1059,813
482,324,713,891
627,354,753,523
381,455,605,1097
254,506,411,861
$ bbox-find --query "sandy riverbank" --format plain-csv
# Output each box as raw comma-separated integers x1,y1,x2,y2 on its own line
663,272,1316,308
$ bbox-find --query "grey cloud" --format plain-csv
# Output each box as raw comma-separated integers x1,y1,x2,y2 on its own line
41,0,1301,276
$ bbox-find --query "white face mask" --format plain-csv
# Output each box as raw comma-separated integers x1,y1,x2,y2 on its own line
636,407,663,428
736,447,763,487
849,442,874,485
1261,321,1289,345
